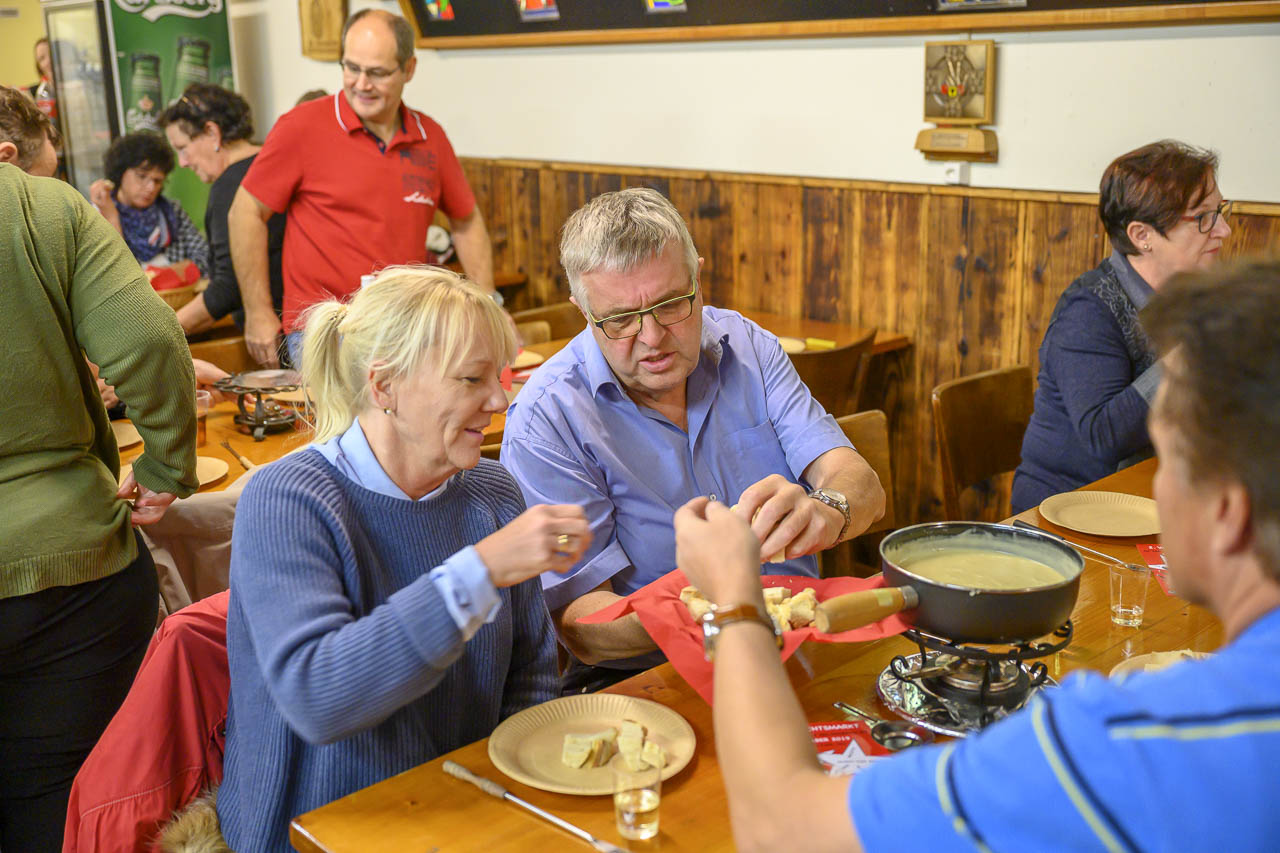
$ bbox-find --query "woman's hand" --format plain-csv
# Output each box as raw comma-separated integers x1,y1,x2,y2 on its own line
116,469,178,526
475,504,591,589
88,179,122,232
193,357,232,402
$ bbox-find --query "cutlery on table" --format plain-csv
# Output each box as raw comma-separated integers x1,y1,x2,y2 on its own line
219,439,254,472
1011,520,1147,571
443,761,625,853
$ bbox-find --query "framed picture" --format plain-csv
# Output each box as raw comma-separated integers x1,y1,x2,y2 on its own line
922,40,994,126
299,0,348,61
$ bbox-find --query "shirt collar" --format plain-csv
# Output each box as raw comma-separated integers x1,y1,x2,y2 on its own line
319,417,451,502
333,92,426,147
1108,249,1156,311
580,306,729,399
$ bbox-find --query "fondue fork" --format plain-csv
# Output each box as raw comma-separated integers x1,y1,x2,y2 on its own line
443,761,626,853
1010,520,1146,571
219,439,254,472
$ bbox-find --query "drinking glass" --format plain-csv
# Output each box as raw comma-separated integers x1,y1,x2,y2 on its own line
613,761,661,841
1109,562,1150,627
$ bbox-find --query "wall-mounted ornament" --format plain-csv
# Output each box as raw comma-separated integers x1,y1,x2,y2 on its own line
299,0,348,61
515,0,559,22
915,40,997,163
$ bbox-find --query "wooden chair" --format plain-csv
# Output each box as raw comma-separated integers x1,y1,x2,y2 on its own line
480,443,502,462
788,328,877,419
188,336,256,376
819,410,894,578
515,320,551,345
931,365,1034,521
511,301,586,341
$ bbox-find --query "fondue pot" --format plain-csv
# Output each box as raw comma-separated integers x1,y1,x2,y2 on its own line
815,522,1084,643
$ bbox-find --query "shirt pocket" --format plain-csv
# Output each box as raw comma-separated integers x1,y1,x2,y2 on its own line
722,420,793,498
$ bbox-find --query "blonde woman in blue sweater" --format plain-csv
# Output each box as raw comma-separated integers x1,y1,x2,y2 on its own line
218,267,589,852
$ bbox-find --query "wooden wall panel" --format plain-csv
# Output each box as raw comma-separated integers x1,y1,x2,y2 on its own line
465,157,1280,527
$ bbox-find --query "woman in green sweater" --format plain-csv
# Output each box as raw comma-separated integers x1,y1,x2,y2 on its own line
0,86,198,850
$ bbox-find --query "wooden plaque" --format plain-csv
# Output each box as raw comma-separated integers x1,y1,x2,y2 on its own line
299,0,348,62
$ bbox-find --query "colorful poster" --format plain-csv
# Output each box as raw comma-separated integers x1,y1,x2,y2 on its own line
644,0,687,13
426,0,456,20
515,0,559,22
107,0,235,228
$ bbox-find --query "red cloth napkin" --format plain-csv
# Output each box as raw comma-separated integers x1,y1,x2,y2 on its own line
578,570,911,703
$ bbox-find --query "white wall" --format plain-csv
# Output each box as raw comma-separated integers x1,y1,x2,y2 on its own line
228,0,1280,201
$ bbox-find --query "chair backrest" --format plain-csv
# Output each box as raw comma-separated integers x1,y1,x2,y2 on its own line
188,336,256,376
480,442,502,461
835,410,894,536
515,319,552,346
511,301,586,341
788,328,877,419
931,365,1033,520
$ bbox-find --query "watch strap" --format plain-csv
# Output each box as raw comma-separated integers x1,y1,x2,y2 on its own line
702,603,783,661
809,488,851,543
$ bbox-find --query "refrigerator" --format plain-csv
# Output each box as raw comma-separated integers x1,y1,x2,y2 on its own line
42,0,236,224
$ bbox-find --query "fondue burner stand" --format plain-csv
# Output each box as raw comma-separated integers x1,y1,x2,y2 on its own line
214,371,302,441
876,622,1072,738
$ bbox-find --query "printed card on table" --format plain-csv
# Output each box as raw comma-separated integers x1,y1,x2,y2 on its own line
1137,543,1174,596
810,721,891,777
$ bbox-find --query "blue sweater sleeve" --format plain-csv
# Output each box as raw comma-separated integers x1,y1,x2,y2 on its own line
1045,291,1151,465
230,462,466,744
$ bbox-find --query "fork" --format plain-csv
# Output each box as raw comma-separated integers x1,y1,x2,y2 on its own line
220,439,254,472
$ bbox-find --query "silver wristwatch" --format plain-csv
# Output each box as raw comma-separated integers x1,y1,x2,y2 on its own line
808,487,851,543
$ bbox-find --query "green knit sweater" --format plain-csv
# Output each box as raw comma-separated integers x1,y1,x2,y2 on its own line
1,164,198,599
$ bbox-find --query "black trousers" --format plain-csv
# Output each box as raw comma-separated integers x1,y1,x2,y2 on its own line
0,533,156,852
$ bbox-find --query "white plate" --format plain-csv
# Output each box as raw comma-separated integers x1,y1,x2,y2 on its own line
777,336,806,355
110,420,141,449
512,349,545,369
268,387,311,405
488,694,695,796
118,456,229,490
1110,650,1209,679
1038,491,1160,537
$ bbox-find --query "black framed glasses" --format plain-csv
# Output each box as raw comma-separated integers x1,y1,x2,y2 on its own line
1180,199,1232,234
589,284,698,340
339,60,399,81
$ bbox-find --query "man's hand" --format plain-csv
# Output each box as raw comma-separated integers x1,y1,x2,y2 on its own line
675,498,764,607
97,375,121,409
116,470,178,526
734,474,843,562
88,179,121,231
192,358,232,402
475,503,592,589
244,309,283,368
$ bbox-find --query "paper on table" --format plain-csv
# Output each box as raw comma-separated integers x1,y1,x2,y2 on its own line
810,721,892,776
578,570,910,704
1137,543,1174,596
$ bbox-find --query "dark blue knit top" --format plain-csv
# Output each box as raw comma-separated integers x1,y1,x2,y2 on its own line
217,450,558,852
1012,254,1161,512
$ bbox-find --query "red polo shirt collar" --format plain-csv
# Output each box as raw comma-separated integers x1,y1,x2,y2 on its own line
331,92,427,150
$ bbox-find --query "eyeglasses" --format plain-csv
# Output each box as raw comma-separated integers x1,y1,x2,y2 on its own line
1180,199,1233,234
340,60,400,82
589,284,698,340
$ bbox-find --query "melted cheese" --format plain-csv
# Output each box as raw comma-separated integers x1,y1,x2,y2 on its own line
899,549,1064,590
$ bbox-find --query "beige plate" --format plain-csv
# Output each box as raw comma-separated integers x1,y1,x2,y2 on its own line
119,456,229,490
110,421,142,449
512,349,545,369
1038,491,1160,537
777,336,806,355
1110,650,1209,679
269,387,311,405
488,694,695,796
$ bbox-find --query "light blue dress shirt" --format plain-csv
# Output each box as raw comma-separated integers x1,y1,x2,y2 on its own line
502,306,853,613
314,418,500,639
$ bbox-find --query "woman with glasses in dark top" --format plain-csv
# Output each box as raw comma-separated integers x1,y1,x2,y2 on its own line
158,84,286,344
1011,140,1232,512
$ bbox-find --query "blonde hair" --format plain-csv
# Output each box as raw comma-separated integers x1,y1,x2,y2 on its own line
559,187,699,317
301,266,516,443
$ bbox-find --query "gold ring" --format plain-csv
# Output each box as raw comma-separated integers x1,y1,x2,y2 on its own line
556,533,571,549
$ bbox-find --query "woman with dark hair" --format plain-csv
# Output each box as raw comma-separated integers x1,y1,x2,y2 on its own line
88,131,210,278
159,83,286,337
1011,140,1232,512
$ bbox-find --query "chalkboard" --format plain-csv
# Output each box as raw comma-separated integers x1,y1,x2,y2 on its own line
398,0,1278,48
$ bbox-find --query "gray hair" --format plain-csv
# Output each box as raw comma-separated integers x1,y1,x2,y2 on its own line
559,187,699,317
300,265,516,443
341,9,415,68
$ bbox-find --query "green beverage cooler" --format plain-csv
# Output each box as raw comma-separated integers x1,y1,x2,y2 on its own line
42,0,236,228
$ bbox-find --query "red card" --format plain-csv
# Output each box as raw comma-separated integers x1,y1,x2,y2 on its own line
578,570,910,704
1136,543,1174,596
810,720,893,776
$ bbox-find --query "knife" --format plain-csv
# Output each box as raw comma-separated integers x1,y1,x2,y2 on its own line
442,761,626,853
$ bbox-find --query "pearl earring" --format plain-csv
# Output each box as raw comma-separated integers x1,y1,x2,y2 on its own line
1142,243,1151,252
383,407,393,416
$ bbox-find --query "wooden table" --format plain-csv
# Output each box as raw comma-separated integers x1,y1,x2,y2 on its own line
118,400,311,494
736,310,909,356
290,457,1219,852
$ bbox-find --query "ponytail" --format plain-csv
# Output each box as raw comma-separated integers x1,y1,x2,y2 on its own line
301,301,355,442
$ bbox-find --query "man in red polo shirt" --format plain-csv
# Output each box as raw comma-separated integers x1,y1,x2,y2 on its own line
229,9,495,367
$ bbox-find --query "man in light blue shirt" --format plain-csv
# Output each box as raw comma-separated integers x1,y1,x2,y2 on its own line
671,261,1280,852
502,188,885,688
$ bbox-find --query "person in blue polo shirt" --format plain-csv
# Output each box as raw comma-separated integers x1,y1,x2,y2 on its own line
673,259,1280,852
501,187,886,693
